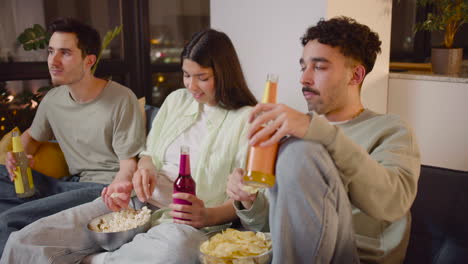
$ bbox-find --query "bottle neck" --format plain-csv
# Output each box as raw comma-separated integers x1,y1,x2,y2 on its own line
179,153,191,176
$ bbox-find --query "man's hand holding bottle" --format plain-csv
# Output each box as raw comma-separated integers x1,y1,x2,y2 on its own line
5,151,34,181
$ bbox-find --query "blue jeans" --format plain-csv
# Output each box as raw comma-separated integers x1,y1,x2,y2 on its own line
0,165,100,213
0,165,105,256
269,138,360,264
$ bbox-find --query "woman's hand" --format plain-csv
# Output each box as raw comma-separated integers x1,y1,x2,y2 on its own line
226,168,257,210
132,168,157,203
169,193,208,228
101,180,133,212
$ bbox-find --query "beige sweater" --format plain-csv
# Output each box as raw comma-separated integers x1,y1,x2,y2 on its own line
236,109,421,264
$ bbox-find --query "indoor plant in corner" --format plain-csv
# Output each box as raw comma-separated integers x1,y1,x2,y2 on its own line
415,0,467,74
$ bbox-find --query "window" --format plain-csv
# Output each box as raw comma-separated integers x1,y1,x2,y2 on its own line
147,0,209,106
0,0,210,108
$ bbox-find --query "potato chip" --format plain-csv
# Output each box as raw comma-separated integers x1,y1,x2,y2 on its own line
200,228,272,264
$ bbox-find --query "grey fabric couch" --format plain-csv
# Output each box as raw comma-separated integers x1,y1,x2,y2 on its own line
404,165,468,264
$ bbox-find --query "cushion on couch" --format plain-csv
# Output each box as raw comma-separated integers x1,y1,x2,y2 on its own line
404,165,468,264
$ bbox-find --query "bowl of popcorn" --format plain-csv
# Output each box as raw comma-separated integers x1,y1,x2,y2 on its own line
86,206,152,251
199,228,272,264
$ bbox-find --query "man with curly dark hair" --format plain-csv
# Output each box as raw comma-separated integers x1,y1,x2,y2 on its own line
227,16,420,263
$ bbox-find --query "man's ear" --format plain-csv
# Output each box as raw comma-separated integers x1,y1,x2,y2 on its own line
85,54,97,68
349,64,366,86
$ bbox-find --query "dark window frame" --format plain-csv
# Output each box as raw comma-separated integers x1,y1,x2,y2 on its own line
0,0,185,106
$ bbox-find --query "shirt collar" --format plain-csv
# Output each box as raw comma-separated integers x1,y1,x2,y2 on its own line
183,99,199,116
206,105,228,130
183,97,229,129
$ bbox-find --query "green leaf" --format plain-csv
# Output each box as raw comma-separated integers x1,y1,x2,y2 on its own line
24,43,34,51
92,24,123,75
16,24,50,51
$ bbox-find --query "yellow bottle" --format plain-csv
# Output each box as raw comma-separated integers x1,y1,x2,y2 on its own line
12,128,35,198
243,73,279,189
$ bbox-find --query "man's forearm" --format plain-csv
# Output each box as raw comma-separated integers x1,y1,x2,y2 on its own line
114,158,138,182
21,129,42,156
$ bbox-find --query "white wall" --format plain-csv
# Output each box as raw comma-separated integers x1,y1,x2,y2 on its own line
327,0,392,114
211,0,392,113
388,78,468,171
211,0,326,112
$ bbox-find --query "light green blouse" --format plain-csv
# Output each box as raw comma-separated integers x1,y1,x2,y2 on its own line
140,89,251,227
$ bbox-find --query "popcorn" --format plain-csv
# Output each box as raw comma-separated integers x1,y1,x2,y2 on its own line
95,206,151,232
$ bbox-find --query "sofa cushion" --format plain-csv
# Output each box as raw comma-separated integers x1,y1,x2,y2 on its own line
0,128,13,165
31,141,69,178
144,104,159,135
405,165,468,263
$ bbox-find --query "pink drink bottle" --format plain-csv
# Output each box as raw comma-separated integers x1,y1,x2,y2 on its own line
173,145,196,220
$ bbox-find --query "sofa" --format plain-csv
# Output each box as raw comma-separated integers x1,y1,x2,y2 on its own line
3,100,466,263
404,165,468,264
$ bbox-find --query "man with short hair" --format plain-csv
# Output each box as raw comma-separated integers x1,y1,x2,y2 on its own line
0,17,145,254
227,16,420,264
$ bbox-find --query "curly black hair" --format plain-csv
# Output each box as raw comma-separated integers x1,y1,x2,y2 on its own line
301,16,381,74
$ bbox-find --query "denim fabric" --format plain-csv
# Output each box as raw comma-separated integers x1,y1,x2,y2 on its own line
0,186,104,256
0,165,105,256
0,165,100,212
269,138,360,264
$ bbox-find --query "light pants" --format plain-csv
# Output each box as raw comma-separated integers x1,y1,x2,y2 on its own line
0,198,205,264
269,137,360,264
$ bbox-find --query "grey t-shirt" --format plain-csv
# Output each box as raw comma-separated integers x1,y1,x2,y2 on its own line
30,80,145,184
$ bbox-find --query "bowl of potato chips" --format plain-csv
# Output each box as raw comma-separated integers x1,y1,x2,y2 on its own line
199,228,272,264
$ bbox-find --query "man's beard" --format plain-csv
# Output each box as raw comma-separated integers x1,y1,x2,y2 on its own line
51,69,85,86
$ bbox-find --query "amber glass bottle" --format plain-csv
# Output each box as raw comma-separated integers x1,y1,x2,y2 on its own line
243,74,279,189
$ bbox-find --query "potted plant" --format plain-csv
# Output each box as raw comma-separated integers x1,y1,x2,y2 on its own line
414,0,467,74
